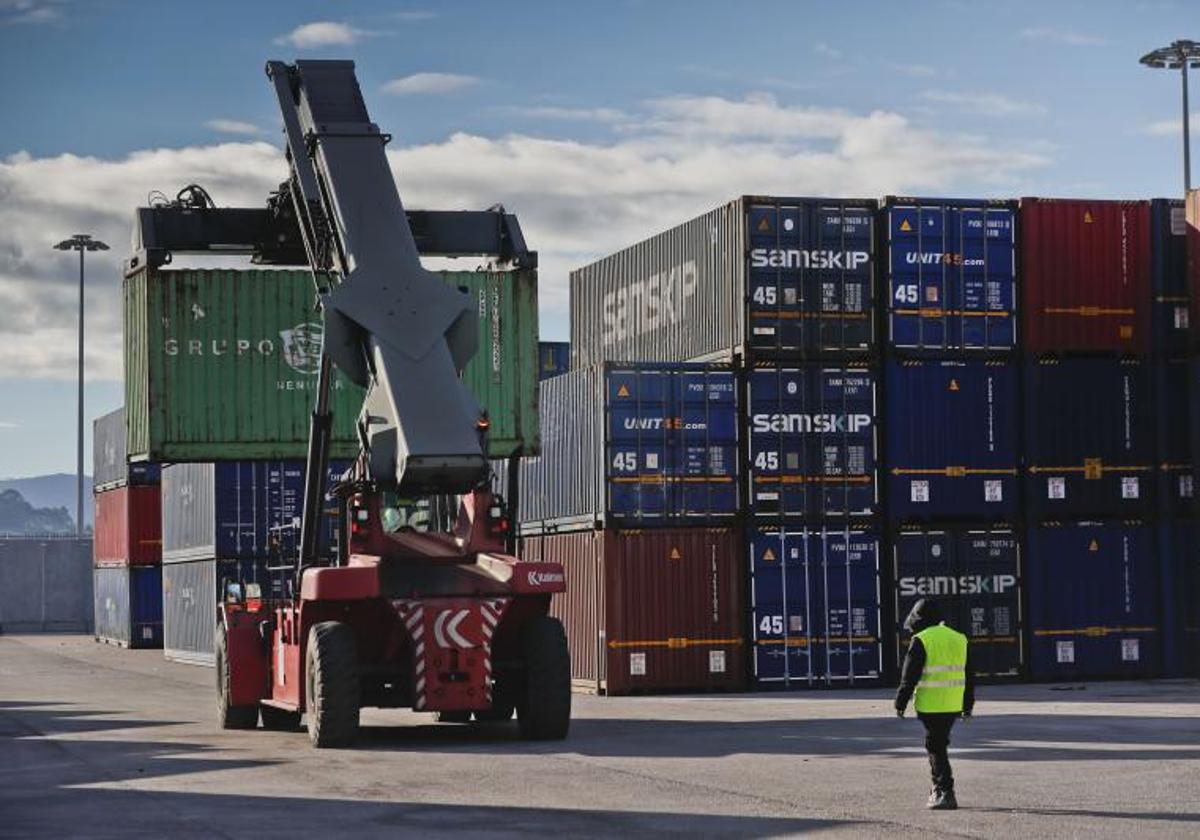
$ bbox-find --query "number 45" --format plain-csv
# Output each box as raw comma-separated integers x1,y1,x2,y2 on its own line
894,284,918,305
759,614,784,635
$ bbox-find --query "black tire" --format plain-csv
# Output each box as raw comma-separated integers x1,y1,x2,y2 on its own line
517,616,571,740
216,623,258,730
305,621,360,748
475,676,516,722
260,704,302,731
474,702,515,723
432,710,472,724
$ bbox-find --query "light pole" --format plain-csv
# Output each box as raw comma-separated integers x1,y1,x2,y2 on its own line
1140,39,1200,192
53,234,109,536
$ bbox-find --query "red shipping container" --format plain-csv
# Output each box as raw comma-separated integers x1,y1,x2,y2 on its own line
1021,198,1151,355
520,527,746,695
1187,190,1200,352
94,485,161,567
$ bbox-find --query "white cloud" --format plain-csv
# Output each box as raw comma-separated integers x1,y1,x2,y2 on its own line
813,42,842,59
204,119,263,136
921,90,1046,117
1143,114,1200,136
503,106,627,123
0,421,18,429
275,21,368,48
0,94,1047,378
1019,27,1107,46
382,73,479,95
2,0,60,24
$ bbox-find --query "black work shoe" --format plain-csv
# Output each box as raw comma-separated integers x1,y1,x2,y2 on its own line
927,790,958,811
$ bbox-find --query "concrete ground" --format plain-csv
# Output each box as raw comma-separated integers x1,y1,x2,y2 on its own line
0,635,1197,839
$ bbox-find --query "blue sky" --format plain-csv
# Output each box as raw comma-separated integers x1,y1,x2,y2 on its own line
0,0,1196,478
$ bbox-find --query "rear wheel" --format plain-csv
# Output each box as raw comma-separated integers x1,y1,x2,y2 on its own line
475,675,516,722
216,623,258,730
260,704,302,731
305,621,360,748
517,616,571,740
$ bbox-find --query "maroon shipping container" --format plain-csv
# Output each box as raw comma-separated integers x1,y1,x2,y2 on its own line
1022,198,1151,355
521,528,746,695
94,485,161,567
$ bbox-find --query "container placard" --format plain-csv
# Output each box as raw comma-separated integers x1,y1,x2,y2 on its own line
1056,641,1075,663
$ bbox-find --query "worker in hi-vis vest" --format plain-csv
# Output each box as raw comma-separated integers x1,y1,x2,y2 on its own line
894,598,975,811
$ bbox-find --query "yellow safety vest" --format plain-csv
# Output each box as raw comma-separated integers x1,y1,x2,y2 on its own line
913,622,968,714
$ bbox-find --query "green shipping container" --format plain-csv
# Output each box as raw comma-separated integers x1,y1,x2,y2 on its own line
125,267,539,462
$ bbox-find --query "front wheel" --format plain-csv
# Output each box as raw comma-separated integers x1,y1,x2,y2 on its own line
306,621,360,748
517,616,571,740
216,622,258,730
260,704,302,731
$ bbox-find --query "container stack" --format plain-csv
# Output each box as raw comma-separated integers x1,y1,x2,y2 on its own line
880,198,1024,681
1179,190,1200,677
92,408,163,649
1020,198,1161,681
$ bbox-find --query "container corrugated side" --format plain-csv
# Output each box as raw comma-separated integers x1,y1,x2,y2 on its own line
569,196,876,366
1187,190,1200,352
749,526,882,687
1158,519,1198,677
884,198,1017,353
1021,198,1151,356
538,341,571,380
1026,522,1160,680
516,364,738,532
885,359,1019,521
161,461,346,562
892,527,1023,678
93,485,161,567
747,364,878,519
524,527,745,695
163,557,273,666
1150,198,1189,356
93,408,159,489
0,538,93,632
93,565,162,649
1154,359,1192,517
1023,358,1153,519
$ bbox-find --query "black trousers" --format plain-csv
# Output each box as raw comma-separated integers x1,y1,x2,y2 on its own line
918,712,958,792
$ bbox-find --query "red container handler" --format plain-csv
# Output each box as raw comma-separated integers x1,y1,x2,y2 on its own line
93,485,161,567
520,527,746,695
1021,198,1151,355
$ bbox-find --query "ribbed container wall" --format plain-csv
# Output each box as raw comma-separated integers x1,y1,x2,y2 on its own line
885,359,1019,522
883,198,1018,353
513,364,738,532
1021,199,1151,356
1158,519,1199,677
93,408,159,489
538,341,571,381
161,461,348,562
93,565,162,649
1151,199,1189,357
0,538,93,632
569,197,877,367
748,525,882,687
93,485,161,567
521,527,746,695
162,558,273,666
892,527,1023,678
1154,359,1193,518
1023,358,1153,520
746,365,878,520
1026,522,1160,680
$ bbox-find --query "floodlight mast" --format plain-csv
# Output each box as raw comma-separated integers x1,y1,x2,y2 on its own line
1140,39,1200,192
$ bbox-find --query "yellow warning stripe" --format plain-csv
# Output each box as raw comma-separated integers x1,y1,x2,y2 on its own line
1159,463,1191,471
754,475,873,484
1034,626,1158,638
608,637,744,650
891,467,1018,477
756,636,878,647
893,309,1011,318
1028,465,1152,475
750,312,870,320
1155,295,1189,303
610,476,735,484
1042,306,1136,317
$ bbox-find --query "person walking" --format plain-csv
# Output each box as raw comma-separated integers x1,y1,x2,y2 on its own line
894,598,974,811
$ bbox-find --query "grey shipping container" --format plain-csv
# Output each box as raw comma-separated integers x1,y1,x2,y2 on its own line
93,565,162,648
163,558,274,666
570,196,877,366
93,408,159,489
0,537,93,633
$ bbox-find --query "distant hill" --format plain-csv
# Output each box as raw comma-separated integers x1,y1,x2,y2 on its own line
0,489,76,535
0,473,92,528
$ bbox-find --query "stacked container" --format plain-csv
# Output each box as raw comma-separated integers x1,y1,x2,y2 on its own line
881,198,1024,680
92,408,163,649
1020,198,1161,681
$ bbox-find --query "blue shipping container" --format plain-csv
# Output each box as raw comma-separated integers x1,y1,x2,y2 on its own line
885,198,1017,353
746,198,876,357
885,360,1019,521
748,366,877,519
1024,358,1153,520
93,565,163,649
538,341,571,381
1150,198,1189,357
1158,519,1199,677
513,364,739,531
1154,360,1193,517
1027,522,1161,680
749,526,882,686
893,527,1023,678
161,460,349,562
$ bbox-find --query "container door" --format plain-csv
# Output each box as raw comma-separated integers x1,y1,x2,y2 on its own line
674,368,739,519
607,369,670,523
750,528,816,685
957,530,1022,677
814,528,881,685
130,566,163,649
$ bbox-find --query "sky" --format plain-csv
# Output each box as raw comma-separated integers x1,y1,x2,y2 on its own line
0,0,1196,478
